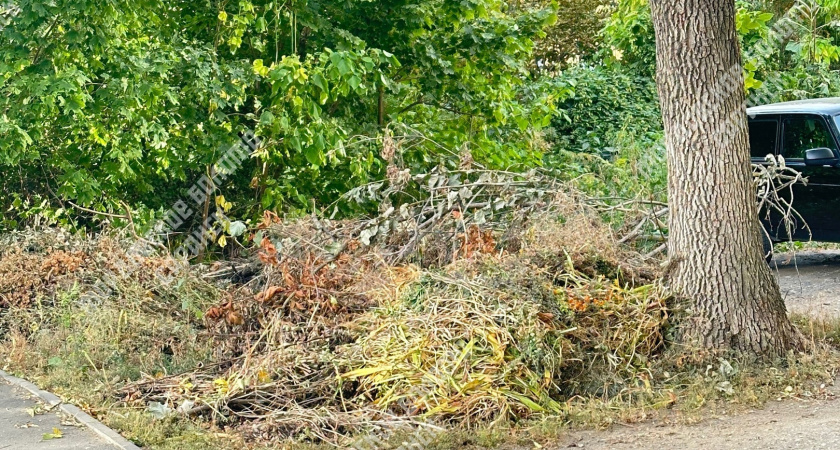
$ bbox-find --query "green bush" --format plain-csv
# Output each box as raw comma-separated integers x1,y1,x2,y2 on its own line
546,66,661,156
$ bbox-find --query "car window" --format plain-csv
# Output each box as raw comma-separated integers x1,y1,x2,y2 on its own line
748,119,777,158
782,116,837,160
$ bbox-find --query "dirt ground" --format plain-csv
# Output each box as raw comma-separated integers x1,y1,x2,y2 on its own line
550,398,840,449
545,250,840,450
774,250,840,317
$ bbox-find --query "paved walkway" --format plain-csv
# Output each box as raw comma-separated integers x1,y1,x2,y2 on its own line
0,380,116,450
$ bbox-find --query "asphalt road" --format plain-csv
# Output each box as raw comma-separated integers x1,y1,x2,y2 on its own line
773,250,840,316
0,380,115,450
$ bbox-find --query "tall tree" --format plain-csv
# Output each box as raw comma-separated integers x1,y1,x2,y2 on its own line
649,0,799,355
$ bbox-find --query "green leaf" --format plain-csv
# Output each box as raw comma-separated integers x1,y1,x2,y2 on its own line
253,59,269,77
304,145,322,166
43,428,63,440
336,58,351,76
312,73,327,91
259,110,275,125
228,221,247,237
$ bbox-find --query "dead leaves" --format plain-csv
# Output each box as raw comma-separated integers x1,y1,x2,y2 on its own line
257,211,281,230
205,301,244,327
208,247,362,328
0,249,89,308
41,250,86,276
456,225,496,260
257,237,278,266
252,254,351,318
537,312,555,324
254,285,283,303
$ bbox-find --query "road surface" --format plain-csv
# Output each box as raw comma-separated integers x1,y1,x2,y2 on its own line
774,250,840,317
0,379,115,450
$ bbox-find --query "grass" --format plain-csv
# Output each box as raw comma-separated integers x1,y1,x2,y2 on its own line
105,411,249,450
0,234,230,448
1,290,226,448
2,217,840,449
775,241,840,253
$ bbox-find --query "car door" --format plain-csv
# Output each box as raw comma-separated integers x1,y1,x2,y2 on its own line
779,114,840,241
749,115,783,239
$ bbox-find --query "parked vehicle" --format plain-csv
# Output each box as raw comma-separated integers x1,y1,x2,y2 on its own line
748,98,840,256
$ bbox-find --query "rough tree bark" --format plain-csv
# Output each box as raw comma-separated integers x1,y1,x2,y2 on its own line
650,0,799,355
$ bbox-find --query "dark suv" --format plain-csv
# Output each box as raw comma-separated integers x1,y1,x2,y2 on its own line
748,98,840,245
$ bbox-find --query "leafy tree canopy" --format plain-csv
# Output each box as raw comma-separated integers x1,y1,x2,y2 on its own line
0,0,556,228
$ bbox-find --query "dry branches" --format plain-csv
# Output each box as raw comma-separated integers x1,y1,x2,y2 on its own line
754,154,811,248
598,155,810,262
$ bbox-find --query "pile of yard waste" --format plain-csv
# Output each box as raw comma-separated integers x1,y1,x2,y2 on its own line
0,170,671,446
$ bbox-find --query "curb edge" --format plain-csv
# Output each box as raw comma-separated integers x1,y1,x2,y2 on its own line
0,369,141,449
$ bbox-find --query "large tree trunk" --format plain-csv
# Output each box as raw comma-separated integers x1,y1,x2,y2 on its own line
650,0,798,355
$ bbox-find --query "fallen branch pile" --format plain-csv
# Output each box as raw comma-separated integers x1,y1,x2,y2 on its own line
2,167,670,447
110,169,667,445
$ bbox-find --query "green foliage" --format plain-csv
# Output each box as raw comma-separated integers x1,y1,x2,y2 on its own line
547,136,666,201
545,0,840,202
0,0,256,226
545,0,664,202
0,0,557,231
251,48,398,210
600,0,656,75
520,0,612,72
736,7,775,46
7,0,840,241
739,0,840,98
547,66,661,155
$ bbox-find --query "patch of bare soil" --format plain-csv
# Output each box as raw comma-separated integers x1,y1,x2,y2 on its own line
550,395,840,449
